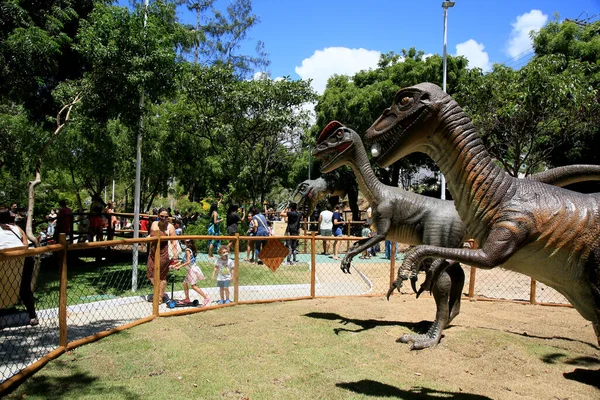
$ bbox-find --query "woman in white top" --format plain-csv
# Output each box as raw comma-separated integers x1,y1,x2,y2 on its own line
1,206,38,325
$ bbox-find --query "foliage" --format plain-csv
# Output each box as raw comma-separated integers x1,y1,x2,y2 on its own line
457,19,600,175
315,48,470,187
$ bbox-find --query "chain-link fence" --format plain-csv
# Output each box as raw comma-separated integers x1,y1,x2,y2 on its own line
0,233,572,393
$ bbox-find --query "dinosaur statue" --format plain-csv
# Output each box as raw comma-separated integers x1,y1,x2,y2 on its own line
313,120,600,349
314,120,466,349
365,82,600,345
291,169,360,224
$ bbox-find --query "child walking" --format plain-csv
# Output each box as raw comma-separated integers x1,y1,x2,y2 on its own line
174,239,210,307
360,222,372,259
212,245,234,304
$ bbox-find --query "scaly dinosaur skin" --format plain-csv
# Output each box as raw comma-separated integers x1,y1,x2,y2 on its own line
313,121,600,349
314,121,466,349
365,82,600,345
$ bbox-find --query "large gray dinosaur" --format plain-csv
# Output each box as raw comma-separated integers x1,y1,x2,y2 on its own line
365,82,600,345
314,120,600,349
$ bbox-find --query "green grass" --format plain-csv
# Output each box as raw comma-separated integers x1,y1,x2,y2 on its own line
6,300,450,400
31,256,310,309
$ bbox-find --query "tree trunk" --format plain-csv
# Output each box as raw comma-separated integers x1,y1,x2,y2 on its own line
25,93,82,247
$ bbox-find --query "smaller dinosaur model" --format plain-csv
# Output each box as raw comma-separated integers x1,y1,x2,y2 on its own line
291,170,360,222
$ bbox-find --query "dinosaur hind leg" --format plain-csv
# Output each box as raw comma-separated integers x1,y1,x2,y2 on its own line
446,262,465,325
584,249,600,345
398,266,452,350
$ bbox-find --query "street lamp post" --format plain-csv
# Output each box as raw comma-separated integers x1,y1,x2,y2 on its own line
440,1,455,200
308,145,311,180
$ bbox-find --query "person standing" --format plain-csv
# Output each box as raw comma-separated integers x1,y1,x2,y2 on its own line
207,194,223,259
250,206,269,264
226,204,245,250
46,209,57,238
281,202,301,265
0,206,38,326
105,201,117,241
332,204,345,260
55,200,73,243
318,204,333,255
146,207,178,304
211,245,234,304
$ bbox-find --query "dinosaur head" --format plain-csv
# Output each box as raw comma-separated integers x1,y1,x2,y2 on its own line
312,120,356,173
365,83,447,168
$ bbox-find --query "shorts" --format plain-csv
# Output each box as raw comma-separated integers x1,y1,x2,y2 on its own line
320,229,332,237
334,227,343,237
217,279,230,288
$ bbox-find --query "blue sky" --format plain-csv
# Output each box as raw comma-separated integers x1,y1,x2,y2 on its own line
176,0,599,94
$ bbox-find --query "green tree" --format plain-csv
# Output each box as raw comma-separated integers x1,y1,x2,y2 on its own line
315,48,470,188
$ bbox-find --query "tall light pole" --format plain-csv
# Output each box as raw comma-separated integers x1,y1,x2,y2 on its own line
440,1,455,200
132,0,149,291
308,145,312,180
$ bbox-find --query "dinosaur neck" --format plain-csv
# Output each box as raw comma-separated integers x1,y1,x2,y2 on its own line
427,100,515,240
347,144,384,205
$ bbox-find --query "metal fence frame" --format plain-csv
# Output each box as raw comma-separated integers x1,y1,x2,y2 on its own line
0,232,571,394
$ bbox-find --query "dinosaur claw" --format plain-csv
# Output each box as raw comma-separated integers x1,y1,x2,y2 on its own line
410,278,418,294
416,284,426,298
386,284,396,300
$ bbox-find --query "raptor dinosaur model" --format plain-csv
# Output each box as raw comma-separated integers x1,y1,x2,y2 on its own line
314,120,466,349
291,170,360,222
314,120,600,349
365,82,600,345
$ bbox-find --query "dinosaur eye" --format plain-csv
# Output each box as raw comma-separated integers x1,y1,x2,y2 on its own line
400,97,410,105
336,130,343,137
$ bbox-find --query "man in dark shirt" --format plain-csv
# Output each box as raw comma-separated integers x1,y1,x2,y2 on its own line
281,202,301,264
55,199,73,243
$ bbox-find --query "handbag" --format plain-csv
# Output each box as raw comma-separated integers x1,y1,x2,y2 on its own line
254,215,273,236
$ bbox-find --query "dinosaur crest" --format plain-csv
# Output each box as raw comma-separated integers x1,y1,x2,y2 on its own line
317,120,344,144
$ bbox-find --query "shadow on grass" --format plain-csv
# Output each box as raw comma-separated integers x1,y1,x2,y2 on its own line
8,362,140,400
336,379,491,399
540,353,600,388
563,367,600,389
304,312,432,335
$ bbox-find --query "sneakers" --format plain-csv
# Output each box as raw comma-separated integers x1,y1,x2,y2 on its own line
29,318,39,326
217,300,225,305
202,297,211,307
224,299,232,304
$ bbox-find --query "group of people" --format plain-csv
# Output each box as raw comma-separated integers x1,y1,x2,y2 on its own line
318,204,346,260
146,206,235,306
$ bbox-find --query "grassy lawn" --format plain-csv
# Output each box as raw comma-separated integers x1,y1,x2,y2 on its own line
31,256,310,309
6,297,598,400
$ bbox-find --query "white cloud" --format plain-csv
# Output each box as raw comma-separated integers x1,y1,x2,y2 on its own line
455,39,491,72
506,9,548,58
295,47,381,94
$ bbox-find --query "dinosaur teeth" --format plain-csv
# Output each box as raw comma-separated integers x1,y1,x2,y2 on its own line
371,144,381,157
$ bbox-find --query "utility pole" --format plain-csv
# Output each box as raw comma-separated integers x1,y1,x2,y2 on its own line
440,1,455,200
132,0,149,291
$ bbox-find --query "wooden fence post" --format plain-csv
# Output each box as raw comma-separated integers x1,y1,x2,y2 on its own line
234,233,240,303
152,236,161,317
530,278,537,304
58,233,68,348
310,232,316,298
